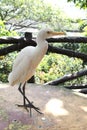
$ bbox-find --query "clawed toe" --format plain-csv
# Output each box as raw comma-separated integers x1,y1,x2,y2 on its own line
24,103,40,110
24,103,43,114
16,102,43,115
16,104,29,111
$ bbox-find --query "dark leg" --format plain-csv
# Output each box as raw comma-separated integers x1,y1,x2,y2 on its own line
17,82,43,116
17,83,27,108
18,83,31,114
22,82,26,106
22,82,32,116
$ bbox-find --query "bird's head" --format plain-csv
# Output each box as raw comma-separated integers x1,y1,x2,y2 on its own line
37,28,66,41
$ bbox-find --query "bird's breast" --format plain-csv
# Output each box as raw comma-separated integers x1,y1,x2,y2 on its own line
32,45,48,67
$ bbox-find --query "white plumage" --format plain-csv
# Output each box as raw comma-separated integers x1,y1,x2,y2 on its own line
8,29,49,85
8,28,65,115
8,28,65,86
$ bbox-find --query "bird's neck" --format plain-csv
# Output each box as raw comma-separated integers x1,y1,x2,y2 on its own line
30,38,48,70
35,38,48,58
36,38,48,49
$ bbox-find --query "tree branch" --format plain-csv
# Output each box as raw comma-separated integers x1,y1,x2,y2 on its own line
45,69,87,85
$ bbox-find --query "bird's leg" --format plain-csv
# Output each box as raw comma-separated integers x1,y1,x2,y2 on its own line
22,82,29,112
22,82,43,115
17,82,43,116
17,82,29,112
22,82,32,115
22,82,26,106
17,83,28,112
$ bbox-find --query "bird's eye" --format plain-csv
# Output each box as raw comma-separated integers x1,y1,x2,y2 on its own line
47,31,50,34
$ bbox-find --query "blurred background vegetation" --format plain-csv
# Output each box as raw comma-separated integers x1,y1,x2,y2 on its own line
0,0,87,85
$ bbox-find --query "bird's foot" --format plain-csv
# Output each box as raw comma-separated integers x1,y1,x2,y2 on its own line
16,104,29,112
24,103,43,115
16,102,43,116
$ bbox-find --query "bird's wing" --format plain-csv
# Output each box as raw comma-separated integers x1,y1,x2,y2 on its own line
8,54,34,85
12,46,35,70
8,46,36,85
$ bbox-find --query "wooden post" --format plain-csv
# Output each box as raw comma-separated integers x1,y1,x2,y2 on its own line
24,32,35,83
25,32,32,40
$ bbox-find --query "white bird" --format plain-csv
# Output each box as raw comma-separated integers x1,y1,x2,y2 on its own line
8,28,65,116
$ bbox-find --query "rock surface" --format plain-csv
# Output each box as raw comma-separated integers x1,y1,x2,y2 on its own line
0,83,87,130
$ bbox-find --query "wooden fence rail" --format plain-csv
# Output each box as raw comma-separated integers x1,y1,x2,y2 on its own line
0,34,87,61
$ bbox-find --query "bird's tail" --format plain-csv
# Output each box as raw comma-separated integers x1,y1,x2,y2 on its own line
8,72,15,86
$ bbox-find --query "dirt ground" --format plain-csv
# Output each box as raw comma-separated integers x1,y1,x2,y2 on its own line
0,83,87,130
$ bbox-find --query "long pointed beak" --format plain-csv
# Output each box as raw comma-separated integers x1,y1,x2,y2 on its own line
51,31,66,36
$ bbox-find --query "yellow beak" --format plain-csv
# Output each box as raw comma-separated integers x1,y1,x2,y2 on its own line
51,31,66,36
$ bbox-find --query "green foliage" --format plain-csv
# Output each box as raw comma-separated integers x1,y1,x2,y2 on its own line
0,20,17,83
5,121,30,130
36,53,84,85
0,0,53,21
74,19,87,54
0,20,17,36
78,19,87,31
55,42,80,51
0,49,86,85
79,44,87,54
0,53,17,83
0,0,25,20
82,25,87,36
67,0,87,8
0,0,72,31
